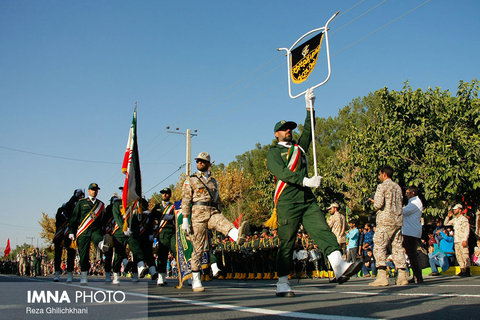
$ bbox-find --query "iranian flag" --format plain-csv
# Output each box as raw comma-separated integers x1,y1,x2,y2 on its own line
121,106,142,214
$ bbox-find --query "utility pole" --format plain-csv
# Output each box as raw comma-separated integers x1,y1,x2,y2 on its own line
26,236,34,248
166,127,198,176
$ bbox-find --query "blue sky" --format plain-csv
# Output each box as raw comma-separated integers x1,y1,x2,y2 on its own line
1,0,478,250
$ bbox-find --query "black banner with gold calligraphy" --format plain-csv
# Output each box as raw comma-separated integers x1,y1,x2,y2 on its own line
290,32,324,84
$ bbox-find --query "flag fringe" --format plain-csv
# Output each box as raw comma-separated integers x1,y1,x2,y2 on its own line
264,208,278,229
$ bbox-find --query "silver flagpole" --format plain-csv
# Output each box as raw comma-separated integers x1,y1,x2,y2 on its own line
277,11,339,174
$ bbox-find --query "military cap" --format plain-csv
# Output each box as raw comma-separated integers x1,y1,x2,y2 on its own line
88,183,100,190
327,202,339,209
195,152,211,162
452,203,463,210
274,120,297,132
160,187,172,194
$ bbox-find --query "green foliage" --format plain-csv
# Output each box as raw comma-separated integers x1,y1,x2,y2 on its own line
227,143,275,226
329,79,480,217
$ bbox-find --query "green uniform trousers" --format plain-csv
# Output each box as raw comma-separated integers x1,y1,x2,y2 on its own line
156,227,176,274
112,231,145,273
77,229,103,271
276,201,340,277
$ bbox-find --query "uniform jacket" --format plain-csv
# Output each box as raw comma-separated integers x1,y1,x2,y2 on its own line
152,201,176,233
69,198,105,235
111,199,125,235
444,214,470,243
328,211,346,244
266,111,315,204
181,171,222,217
373,179,403,228
55,196,79,236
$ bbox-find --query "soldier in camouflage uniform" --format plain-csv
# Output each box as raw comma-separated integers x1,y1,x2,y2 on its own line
181,152,246,292
369,165,408,286
327,203,346,255
445,204,471,276
18,249,27,276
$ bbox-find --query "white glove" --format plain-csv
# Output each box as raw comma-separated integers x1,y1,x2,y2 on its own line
182,217,190,234
68,234,75,241
303,176,322,188
124,228,132,237
305,88,315,109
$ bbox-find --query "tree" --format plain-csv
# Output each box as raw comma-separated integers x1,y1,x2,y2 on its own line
329,80,480,217
39,212,55,244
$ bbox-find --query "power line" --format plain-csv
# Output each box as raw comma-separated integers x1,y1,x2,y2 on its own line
0,145,119,164
333,0,389,35
337,0,367,19
334,0,432,56
143,163,186,195
0,145,175,166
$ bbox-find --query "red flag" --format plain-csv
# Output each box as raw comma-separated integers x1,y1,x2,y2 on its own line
233,213,243,229
4,238,11,257
122,106,142,216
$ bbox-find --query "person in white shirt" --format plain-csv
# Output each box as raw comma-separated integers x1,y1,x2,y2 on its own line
402,186,423,284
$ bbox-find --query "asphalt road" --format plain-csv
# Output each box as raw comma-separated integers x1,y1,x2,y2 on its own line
1,274,479,319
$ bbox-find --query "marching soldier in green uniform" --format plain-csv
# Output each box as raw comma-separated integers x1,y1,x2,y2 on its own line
53,188,84,282
152,187,176,286
212,235,225,278
245,234,255,280
111,194,148,284
266,90,362,297
259,229,272,279
111,194,128,284
102,195,119,283
223,239,233,279
130,198,157,281
69,183,107,286
252,232,263,279
270,229,280,279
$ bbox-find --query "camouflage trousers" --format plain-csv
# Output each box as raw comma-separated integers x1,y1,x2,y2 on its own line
190,208,234,271
18,260,26,276
454,242,470,269
373,225,406,269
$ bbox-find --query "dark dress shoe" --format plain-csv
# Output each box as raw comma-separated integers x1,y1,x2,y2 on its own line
338,261,363,284
276,291,295,297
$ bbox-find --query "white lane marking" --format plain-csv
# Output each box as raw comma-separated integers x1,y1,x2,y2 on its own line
127,290,382,320
231,286,480,298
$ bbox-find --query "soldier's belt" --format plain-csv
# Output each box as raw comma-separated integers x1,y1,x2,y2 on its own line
192,201,217,207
